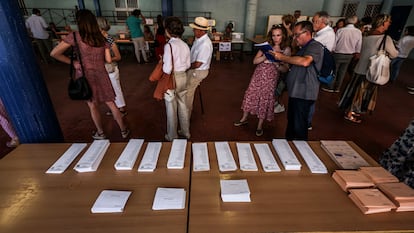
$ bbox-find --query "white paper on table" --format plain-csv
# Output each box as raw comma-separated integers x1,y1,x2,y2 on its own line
192,142,210,171
236,143,258,171
152,187,186,210
214,141,237,172
167,139,187,169
272,139,301,170
220,179,251,202
46,143,87,174
293,140,327,174
91,190,132,213
253,143,281,172
114,139,144,170
138,142,162,172
74,140,110,173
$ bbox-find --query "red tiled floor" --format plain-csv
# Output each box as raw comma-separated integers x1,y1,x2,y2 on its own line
1,54,414,162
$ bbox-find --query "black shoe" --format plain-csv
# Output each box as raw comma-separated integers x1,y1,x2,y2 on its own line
234,120,248,127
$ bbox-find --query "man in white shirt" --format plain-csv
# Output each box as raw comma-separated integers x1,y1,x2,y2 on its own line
326,15,362,92
392,26,414,87
187,17,213,119
308,11,335,130
26,8,52,64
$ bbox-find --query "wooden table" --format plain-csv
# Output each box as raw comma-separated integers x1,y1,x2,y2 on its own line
0,143,190,233
188,141,414,233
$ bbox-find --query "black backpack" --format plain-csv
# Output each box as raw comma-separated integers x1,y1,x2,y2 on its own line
313,45,336,84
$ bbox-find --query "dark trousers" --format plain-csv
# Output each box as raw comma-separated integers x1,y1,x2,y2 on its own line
286,97,315,140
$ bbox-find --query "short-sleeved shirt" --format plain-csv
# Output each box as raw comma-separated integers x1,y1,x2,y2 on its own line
25,14,49,39
285,39,324,101
190,33,213,70
126,16,143,38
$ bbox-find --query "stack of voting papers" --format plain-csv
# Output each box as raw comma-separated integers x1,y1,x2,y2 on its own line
332,170,375,192
91,190,132,213
215,142,238,172
114,139,144,170
320,140,370,169
192,142,210,171
348,188,396,214
377,182,414,212
167,139,187,169
46,143,87,174
272,139,301,170
220,179,251,202
138,142,162,172
236,143,258,171
359,166,399,184
253,143,281,172
74,140,110,172
293,140,327,174
152,187,186,210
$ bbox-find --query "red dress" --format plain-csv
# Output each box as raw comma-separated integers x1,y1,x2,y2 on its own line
241,62,278,121
64,32,115,102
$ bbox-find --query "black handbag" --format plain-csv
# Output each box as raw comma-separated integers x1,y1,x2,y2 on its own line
68,32,92,100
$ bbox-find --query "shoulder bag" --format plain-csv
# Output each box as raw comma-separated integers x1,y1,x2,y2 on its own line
366,34,391,85
68,32,92,100
150,43,176,100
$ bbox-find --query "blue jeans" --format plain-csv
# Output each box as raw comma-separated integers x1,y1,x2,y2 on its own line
286,97,315,140
390,57,405,82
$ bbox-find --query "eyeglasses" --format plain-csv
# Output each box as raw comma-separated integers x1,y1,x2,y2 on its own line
293,31,307,38
272,24,283,29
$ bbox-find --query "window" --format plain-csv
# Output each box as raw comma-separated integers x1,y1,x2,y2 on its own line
341,2,359,17
364,3,381,18
115,0,139,20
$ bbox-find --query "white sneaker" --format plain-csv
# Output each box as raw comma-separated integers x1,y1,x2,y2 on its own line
274,104,285,113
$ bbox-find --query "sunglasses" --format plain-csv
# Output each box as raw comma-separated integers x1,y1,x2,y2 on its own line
272,24,283,29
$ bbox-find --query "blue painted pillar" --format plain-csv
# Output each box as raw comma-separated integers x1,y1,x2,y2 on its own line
381,0,393,14
162,0,173,16
78,0,85,10
323,0,345,16
0,1,63,143
93,0,102,16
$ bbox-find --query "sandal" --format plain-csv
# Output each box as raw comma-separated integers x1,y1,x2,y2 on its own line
344,115,361,124
92,131,106,140
255,129,263,137
351,111,361,117
121,129,130,139
234,120,248,127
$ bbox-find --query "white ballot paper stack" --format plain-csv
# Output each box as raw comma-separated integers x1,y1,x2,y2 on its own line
215,141,238,172
272,139,302,170
74,140,110,173
192,142,210,171
293,140,327,174
46,143,87,174
152,187,186,210
167,139,187,169
91,190,132,213
253,143,281,172
114,139,144,170
220,179,251,202
236,143,258,171
138,142,162,172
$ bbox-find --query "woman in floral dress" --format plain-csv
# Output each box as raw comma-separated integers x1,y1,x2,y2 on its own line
234,24,291,136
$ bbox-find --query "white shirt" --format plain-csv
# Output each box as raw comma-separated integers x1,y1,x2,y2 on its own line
163,37,190,73
314,25,335,51
190,33,213,70
25,14,49,39
397,35,414,58
333,24,362,54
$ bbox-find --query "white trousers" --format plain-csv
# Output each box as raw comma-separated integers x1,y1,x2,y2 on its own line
164,71,190,140
186,69,209,119
108,66,126,108
132,37,148,63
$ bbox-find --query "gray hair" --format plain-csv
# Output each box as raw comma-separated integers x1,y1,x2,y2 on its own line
315,11,330,25
346,15,358,25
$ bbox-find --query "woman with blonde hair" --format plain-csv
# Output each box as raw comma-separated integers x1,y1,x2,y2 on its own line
51,10,129,139
339,14,398,123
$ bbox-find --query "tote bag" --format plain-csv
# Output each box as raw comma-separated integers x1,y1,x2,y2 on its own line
366,35,391,85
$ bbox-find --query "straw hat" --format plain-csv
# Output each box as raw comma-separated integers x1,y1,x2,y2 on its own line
189,17,210,31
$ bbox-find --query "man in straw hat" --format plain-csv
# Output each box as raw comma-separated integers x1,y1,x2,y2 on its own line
187,17,213,119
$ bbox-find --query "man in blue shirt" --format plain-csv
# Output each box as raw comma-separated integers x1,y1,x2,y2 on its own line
126,9,148,63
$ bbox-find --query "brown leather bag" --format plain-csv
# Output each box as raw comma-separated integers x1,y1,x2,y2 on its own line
150,44,175,100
